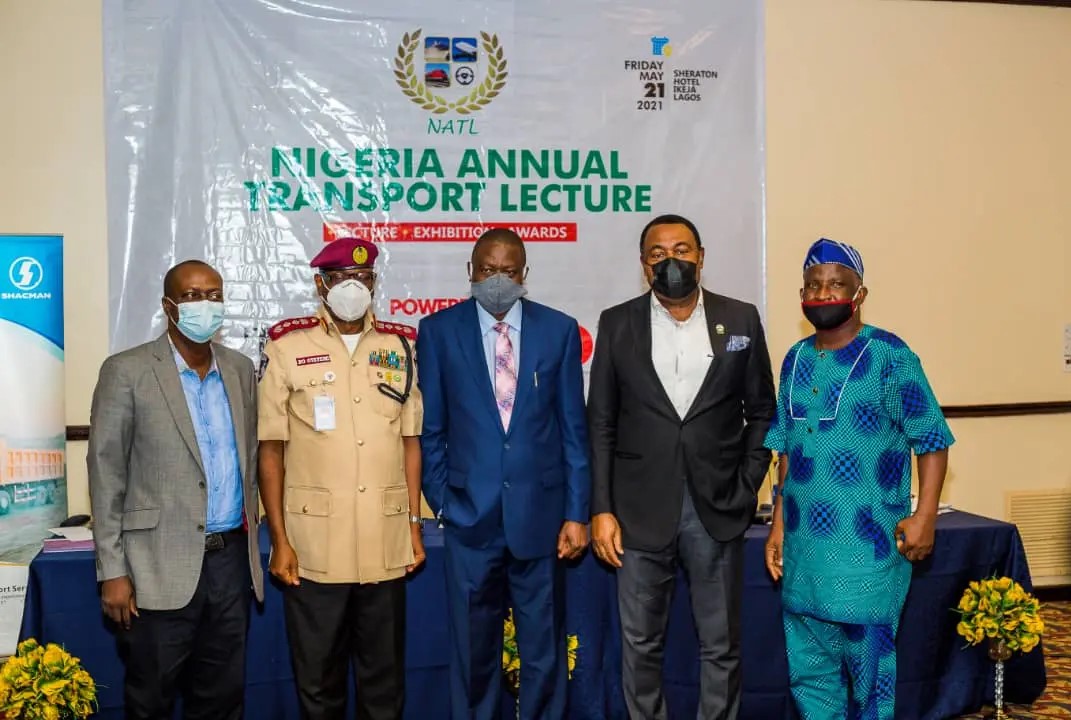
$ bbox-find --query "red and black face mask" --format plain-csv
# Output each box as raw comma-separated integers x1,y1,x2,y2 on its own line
801,288,862,330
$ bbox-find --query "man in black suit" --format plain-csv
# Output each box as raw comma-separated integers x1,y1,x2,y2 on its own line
588,214,776,719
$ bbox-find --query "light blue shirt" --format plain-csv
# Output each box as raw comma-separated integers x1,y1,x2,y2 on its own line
171,344,244,533
476,300,522,387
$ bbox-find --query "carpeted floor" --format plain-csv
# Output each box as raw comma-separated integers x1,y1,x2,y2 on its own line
958,600,1070,718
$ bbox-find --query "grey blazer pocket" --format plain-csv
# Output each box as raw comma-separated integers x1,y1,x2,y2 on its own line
121,508,160,531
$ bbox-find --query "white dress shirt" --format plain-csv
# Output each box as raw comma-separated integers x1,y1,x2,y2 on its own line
477,300,523,387
650,292,713,418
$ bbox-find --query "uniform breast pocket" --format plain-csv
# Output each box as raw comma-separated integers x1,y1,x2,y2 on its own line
288,384,319,428
367,366,404,421
381,485,413,570
285,486,331,573
291,362,339,415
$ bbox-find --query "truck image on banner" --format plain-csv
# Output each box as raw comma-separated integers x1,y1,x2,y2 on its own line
0,441,64,513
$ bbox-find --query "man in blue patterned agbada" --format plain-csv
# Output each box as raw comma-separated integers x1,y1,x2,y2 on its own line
764,238,954,719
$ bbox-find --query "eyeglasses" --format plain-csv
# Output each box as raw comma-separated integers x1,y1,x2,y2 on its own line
176,290,224,302
321,270,376,286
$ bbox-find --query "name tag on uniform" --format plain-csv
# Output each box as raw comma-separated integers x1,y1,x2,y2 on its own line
313,395,336,431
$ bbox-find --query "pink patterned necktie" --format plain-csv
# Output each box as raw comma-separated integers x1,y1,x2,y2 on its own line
494,322,517,431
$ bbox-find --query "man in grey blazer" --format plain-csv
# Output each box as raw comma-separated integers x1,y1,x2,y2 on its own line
89,259,263,720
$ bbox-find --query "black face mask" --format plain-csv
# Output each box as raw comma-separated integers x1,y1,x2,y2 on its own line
801,300,855,330
650,258,699,299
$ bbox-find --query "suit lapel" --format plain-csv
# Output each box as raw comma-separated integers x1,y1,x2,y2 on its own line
508,300,537,438
683,290,723,423
150,333,206,475
217,349,248,483
457,300,504,433
631,294,679,421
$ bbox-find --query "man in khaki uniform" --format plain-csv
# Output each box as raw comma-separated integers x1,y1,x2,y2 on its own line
258,237,424,720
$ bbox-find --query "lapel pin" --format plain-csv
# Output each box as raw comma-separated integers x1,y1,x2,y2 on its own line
715,324,726,335
324,371,336,383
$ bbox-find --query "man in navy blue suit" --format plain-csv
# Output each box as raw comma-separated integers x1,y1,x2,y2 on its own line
417,228,591,720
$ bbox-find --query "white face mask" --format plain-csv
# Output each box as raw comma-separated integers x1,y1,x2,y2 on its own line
324,279,372,322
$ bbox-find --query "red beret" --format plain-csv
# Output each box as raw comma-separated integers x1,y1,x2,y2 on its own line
309,237,378,270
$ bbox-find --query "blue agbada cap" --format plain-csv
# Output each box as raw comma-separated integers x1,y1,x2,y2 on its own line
803,238,864,280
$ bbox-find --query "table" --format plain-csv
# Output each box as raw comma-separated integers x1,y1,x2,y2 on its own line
21,511,1045,719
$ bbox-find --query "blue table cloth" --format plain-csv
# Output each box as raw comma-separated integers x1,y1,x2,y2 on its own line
21,511,1045,719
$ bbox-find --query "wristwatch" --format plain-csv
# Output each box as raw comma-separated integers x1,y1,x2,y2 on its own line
409,515,423,530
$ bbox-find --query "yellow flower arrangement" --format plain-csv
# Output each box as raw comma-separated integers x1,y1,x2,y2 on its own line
502,609,579,695
0,639,97,720
954,577,1044,654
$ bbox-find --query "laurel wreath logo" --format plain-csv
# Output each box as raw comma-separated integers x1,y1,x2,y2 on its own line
394,30,508,115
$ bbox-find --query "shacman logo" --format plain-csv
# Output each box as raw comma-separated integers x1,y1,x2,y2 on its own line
8,257,43,291
394,29,508,115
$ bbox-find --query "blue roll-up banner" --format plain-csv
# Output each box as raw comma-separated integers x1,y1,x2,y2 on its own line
0,234,66,564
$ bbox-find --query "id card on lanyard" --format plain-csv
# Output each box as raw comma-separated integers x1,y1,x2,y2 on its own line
313,394,336,431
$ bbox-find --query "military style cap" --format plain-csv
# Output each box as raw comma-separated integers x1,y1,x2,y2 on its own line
309,237,378,270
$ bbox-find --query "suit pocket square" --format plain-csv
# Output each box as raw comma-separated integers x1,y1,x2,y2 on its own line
726,335,750,352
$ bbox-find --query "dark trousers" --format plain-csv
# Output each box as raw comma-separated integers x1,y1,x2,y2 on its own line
283,577,406,720
618,491,744,720
118,529,252,720
444,530,566,720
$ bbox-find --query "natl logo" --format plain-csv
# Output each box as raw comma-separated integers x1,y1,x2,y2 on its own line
8,257,43,291
394,30,508,115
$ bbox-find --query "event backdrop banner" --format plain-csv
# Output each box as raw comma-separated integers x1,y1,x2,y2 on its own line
0,234,67,565
103,0,765,363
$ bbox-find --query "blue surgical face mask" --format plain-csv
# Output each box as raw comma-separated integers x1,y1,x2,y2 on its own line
167,299,224,344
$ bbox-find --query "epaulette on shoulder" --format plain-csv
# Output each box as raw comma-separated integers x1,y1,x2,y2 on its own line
268,316,321,341
375,320,417,341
